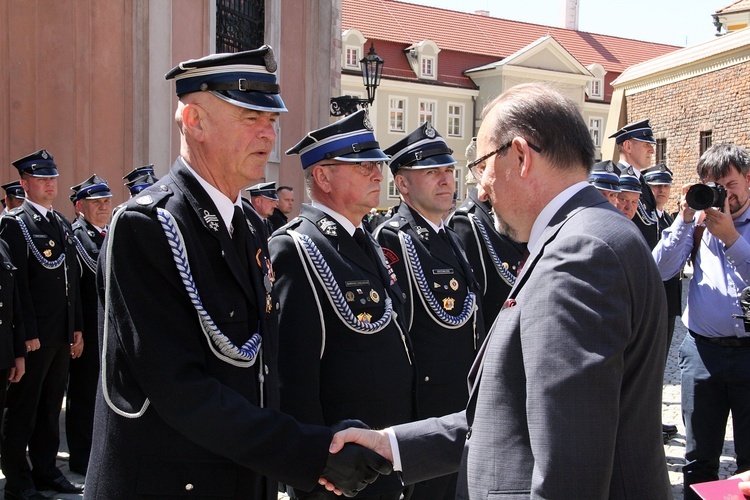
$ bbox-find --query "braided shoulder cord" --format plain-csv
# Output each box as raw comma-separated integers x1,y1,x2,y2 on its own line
157,208,261,368
636,200,657,226
288,230,394,334
469,214,516,287
400,232,476,329
15,218,66,269
72,236,98,273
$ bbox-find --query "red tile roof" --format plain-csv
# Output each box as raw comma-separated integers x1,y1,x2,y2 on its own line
717,0,750,14
342,0,680,74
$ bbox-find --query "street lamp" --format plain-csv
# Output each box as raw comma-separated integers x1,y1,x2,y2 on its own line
330,43,384,116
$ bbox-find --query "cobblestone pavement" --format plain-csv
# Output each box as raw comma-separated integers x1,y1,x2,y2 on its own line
0,279,736,500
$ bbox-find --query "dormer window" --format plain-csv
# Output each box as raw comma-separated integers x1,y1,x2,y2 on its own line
589,78,602,99
345,46,360,68
421,56,435,77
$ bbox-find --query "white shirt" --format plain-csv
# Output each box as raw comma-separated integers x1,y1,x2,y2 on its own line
311,201,363,236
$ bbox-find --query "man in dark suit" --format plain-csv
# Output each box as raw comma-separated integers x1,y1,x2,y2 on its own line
247,181,278,236
84,48,388,500
66,174,113,475
448,138,526,326
0,149,84,500
375,122,484,500
268,185,293,231
325,83,671,499
269,109,415,500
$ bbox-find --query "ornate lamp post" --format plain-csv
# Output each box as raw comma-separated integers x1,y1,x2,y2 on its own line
330,43,384,116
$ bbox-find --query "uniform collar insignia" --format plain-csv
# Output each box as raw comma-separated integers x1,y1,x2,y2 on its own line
415,225,430,242
202,209,220,232
317,217,338,236
87,229,96,237
32,213,42,222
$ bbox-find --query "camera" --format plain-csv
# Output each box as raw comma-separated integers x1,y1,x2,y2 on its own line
685,182,727,211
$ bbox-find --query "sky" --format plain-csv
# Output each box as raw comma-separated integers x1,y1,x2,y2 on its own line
401,0,732,47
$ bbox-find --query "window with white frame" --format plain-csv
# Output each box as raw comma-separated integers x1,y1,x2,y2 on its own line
418,100,436,125
447,104,463,137
345,47,360,68
421,56,434,78
453,167,462,202
389,98,406,132
589,117,602,147
589,79,603,99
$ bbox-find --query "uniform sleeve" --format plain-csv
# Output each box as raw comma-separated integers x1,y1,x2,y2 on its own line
101,209,332,489
0,217,38,341
268,230,326,425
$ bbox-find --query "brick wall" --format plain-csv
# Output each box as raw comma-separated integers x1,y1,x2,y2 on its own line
625,61,750,214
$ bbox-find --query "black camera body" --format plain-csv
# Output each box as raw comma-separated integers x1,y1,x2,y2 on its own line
686,182,727,211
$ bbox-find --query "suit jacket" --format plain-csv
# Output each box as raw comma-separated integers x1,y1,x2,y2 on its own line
269,204,415,497
268,207,288,232
0,201,82,346
0,239,25,370
376,203,484,419
393,186,671,499
85,160,332,500
447,188,526,326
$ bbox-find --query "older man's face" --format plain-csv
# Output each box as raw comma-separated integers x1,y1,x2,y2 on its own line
315,160,383,222
476,132,522,241
616,191,640,219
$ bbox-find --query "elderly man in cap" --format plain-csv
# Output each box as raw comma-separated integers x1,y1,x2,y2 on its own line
1,181,25,215
588,160,621,206
247,181,278,235
448,139,526,327
66,174,112,475
269,109,415,500
123,164,158,198
615,166,642,220
325,82,670,499
85,48,388,500
610,119,660,246
0,149,84,500
374,122,484,500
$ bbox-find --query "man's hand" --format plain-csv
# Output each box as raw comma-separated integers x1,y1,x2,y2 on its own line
320,441,393,497
731,470,750,495
70,331,84,359
25,338,40,353
319,427,395,496
8,357,24,383
704,195,739,247
680,183,697,223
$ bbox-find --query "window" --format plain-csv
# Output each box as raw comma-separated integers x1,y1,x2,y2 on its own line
345,47,359,68
216,0,265,52
589,118,602,147
453,167,462,202
421,56,434,77
447,104,463,137
700,131,712,155
655,138,667,164
389,98,406,133
589,79,603,99
418,100,436,125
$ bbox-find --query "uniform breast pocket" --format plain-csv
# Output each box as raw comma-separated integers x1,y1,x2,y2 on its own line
137,456,237,497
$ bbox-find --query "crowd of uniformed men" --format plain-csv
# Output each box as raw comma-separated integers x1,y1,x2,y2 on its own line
0,43,748,500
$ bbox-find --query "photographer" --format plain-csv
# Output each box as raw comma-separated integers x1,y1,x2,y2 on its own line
653,143,750,499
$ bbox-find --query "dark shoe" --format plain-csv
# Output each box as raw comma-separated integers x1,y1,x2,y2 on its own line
4,488,49,500
34,476,84,494
662,423,678,436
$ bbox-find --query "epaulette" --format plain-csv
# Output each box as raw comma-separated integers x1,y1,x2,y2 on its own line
126,182,173,215
380,215,409,233
71,218,83,231
6,207,23,217
270,216,303,240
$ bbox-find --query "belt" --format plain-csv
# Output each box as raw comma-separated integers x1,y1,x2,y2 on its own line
689,330,750,347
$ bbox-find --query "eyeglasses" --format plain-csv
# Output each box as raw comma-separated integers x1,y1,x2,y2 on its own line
319,161,384,176
468,140,542,182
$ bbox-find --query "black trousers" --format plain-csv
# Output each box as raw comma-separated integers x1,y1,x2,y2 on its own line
1,344,69,491
66,327,99,473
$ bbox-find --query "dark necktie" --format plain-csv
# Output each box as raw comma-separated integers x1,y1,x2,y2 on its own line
353,228,379,268
232,206,250,270
47,211,61,238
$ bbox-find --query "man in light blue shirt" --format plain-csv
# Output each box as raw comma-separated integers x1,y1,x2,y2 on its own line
653,143,750,499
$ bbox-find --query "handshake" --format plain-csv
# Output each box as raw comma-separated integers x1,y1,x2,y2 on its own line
318,420,395,497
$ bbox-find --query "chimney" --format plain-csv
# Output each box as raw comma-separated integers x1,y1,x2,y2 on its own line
561,0,579,30
475,10,490,17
